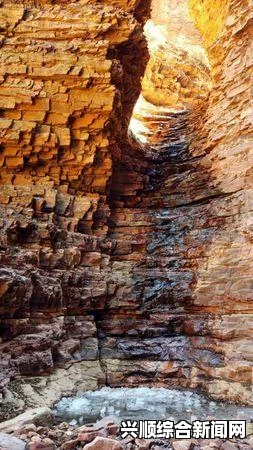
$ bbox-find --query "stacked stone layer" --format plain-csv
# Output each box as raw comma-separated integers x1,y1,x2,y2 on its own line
0,0,252,417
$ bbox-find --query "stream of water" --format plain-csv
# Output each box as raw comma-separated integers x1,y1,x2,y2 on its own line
54,387,253,425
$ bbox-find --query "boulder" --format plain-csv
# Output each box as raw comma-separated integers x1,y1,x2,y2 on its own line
83,436,123,450
0,432,27,450
172,441,192,450
27,437,55,450
61,439,80,450
0,408,53,433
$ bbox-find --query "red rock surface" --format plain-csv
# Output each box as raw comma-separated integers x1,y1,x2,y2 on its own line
0,0,252,416
0,415,251,450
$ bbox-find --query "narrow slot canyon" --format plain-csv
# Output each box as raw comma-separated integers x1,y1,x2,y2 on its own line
0,0,252,448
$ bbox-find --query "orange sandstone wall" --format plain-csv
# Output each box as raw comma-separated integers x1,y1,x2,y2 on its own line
187,0,253,401
0,0,150,417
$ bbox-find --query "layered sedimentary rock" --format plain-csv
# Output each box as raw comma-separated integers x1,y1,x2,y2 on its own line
105,0,253,404
0,0,149,416
0,0,252,417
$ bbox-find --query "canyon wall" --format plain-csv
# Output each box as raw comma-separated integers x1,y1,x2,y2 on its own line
0,0,252,418
0,0,150,417
104,0,253,405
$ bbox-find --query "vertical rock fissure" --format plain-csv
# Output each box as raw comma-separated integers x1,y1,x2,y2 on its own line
93,310,109,387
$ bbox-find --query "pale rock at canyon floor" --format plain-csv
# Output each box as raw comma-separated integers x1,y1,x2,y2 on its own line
0,432,27,450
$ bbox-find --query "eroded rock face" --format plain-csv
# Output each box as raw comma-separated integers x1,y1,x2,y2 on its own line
106,0,252,404
0,0,149,411
141,0,211,108
0,0,252,415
